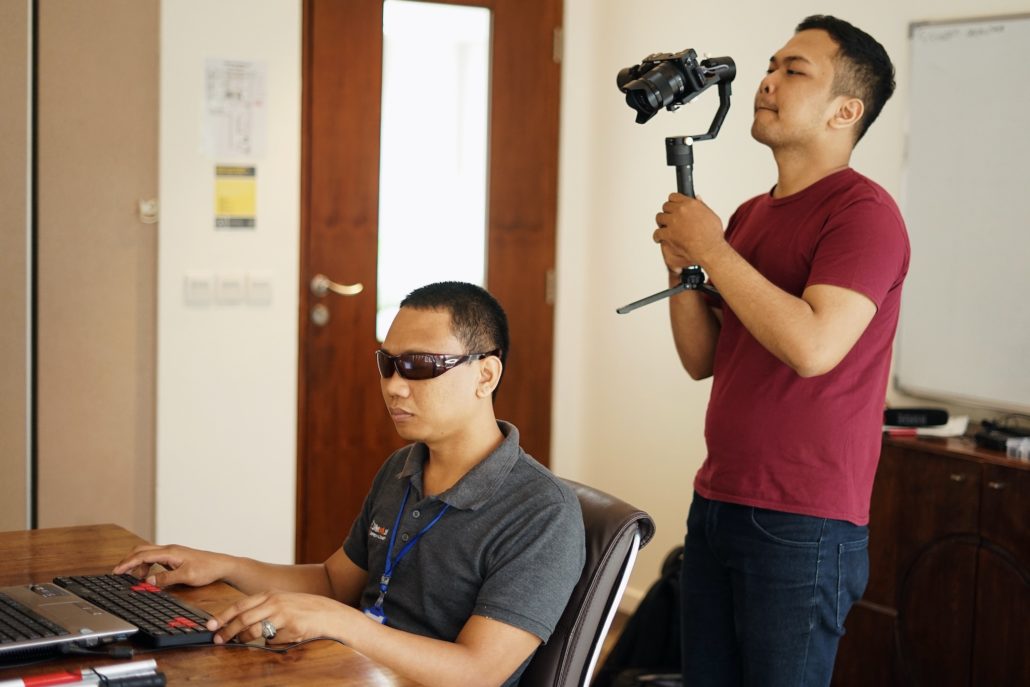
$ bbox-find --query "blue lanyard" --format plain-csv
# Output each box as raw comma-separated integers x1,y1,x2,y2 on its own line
372,483,450,613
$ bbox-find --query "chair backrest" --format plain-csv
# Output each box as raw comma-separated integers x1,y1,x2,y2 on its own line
521,479,656,687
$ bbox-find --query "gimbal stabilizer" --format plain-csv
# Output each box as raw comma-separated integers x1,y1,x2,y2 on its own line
615,52,735,314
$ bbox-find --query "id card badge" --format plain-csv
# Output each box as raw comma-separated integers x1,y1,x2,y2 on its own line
364,606,387,624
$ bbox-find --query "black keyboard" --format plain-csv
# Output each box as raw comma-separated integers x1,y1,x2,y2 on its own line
0,592,71,645
53,574,214,648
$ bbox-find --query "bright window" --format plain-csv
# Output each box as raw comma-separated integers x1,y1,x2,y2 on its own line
376,0,492,341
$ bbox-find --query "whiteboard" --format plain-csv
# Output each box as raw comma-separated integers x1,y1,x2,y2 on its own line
896,14,1030,413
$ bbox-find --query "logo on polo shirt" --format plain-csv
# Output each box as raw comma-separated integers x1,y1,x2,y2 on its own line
369,519,389,541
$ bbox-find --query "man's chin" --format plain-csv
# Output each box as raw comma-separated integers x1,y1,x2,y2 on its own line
750,122,774,146
393,426,420,441
389,418,422,442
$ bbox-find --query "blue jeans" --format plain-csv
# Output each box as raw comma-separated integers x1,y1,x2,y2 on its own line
680,493,869,687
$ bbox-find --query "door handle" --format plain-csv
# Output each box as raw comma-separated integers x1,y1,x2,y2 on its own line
310,273,363,297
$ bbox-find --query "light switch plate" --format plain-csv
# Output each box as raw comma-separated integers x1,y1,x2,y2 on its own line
216,274,246,305
246,273,273,306
183,273,213,306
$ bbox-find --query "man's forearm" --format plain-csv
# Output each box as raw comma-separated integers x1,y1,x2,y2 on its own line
668,274,721,380
697,241,864,377
224,557,335,598
338,611,536,687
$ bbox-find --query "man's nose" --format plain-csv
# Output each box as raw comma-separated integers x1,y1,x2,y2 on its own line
758,72,776,94
382,372,411,397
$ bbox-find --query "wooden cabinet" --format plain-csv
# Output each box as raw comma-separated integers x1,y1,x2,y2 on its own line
832,437,1030,687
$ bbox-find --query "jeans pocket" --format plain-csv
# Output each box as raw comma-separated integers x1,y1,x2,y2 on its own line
749,507,823,547
837,537,870,628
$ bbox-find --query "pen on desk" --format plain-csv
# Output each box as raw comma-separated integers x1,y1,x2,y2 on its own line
883,427,918,437
0,672,79,687
38,672,166,687
0,659,160,687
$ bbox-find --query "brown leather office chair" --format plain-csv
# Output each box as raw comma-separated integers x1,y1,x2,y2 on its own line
521,479,656,687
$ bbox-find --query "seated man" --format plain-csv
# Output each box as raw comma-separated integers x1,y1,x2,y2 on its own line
115,281,586,686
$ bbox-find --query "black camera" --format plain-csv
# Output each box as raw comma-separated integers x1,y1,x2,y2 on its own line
617,49,736,124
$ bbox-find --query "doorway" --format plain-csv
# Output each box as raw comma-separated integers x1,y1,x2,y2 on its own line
296,0,563,563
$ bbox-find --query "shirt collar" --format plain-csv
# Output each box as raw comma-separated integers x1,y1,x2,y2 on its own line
395,421,521,511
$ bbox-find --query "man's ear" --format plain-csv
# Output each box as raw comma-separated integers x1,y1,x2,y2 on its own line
830,96,864,134
476,357,503,399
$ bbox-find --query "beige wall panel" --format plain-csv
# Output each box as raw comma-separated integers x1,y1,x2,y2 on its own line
0,0,29,531
37,0,158,537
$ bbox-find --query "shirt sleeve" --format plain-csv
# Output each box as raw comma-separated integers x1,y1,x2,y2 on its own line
342,451,403,570
472,497,586,642
806,197,909,308
342,489,373,571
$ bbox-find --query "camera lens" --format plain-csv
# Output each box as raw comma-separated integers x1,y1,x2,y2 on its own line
626,87,658,113
615,66,640,91
623,63,686,117
644,63,687,108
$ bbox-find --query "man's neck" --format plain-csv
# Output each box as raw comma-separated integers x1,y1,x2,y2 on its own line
771,144,851,198
423,415,505,496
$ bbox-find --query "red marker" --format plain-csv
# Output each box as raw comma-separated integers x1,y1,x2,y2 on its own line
884,427,918,437
0,659,160,687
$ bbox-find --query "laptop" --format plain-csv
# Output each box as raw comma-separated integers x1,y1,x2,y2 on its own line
0,582,137,658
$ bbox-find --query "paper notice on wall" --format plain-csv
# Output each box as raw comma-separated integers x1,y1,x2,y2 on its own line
204,58,267,158
214,165,256,229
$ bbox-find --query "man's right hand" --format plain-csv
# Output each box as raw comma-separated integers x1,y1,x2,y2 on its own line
654,193,727,270
113,544,232,588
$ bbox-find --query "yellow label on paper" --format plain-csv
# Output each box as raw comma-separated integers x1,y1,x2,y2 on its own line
214,165,256,228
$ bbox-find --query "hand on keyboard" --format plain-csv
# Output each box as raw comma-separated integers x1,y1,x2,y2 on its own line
113,544,230,589
53,574,214,648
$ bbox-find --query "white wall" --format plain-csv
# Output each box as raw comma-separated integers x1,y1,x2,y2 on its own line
148,0,1027,592
157,0,300,562
551,0,1030,606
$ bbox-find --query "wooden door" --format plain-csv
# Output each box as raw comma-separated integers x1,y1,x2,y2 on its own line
36,0,158,537
972,465,1030,686
296,0,562,563
0,0,31,530
888,450,980,686
833,445,982,687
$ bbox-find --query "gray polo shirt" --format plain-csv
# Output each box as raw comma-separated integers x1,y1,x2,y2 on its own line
343,421,585,684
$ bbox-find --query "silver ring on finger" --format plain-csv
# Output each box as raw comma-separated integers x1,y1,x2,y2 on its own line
260,619,277,640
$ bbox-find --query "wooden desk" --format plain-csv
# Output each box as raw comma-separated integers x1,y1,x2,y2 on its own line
0,524,418,686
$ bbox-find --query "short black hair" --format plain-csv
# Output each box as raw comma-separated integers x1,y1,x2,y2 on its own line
796,15,896,143
400,281,510,392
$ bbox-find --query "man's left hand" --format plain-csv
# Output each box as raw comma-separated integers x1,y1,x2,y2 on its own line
207,590,350,644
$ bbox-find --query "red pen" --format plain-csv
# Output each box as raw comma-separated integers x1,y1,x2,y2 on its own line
0,670,81,687
883,427,918,437
0,660,159,687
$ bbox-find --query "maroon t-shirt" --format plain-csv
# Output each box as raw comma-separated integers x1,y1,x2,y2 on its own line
695,168,910,525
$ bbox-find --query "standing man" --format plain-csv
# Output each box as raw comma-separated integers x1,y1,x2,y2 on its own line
116,281,586,687
652,16,909,686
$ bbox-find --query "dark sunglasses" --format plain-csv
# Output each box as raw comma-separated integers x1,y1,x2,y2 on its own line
375,349,501,381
